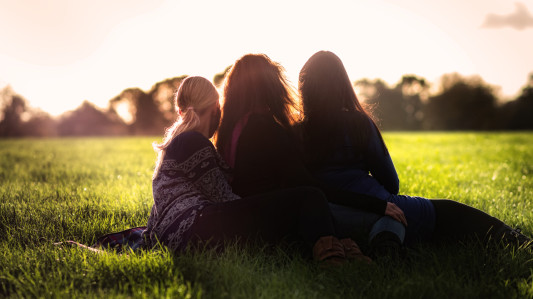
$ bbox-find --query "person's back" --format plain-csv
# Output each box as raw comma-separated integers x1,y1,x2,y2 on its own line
231,113,310,197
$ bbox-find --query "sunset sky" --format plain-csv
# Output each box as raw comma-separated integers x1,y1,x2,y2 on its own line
1,0,532,116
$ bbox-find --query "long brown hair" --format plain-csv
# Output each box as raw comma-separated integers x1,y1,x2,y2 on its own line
215,53,300,155
299,51,386,169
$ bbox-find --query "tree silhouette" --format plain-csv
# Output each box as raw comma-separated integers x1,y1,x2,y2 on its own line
0,86,27,137
395,75,428,130
499,73,533,129
20,110,57,137
149,76,187,124
57,101,127,136
3,69,533,136
109,88,164,135
424,73,497,130
213,66,232,88
109,76,187,135
355,75,428,130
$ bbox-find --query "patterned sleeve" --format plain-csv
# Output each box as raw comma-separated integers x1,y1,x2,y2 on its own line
162,131,240,203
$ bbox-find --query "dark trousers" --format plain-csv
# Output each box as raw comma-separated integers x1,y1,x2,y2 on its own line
431,199,504,241
189,187,336,249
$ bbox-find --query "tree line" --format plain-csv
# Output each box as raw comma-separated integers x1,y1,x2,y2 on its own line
1,69,532,137
357,73,533,130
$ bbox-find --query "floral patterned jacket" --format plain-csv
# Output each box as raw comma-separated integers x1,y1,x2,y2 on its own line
144,131,240,251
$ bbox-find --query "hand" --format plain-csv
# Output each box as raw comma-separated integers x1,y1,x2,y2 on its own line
385,202,408,227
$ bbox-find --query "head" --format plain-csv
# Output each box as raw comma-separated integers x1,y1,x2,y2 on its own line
298,51,381,169
153,76,220,178
175,76,221,138
299,50,365,120
215,53,299,151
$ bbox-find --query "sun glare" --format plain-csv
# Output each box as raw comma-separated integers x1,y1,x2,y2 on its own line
114,101,134,124
1,0,531,116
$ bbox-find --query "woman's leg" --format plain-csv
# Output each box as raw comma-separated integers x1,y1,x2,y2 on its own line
328,203,405,257
189,186,336,248
189,186,378,264
328,203,381,239
385,195,436,244
430,199,525,243
431,199,503,239
431,199,533,246
369,216,406,257
189,186,365,265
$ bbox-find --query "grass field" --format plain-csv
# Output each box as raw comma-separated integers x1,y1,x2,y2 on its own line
1,133,532,298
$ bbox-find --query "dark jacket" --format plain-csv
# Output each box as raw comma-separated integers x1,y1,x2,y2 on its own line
229,113,387,215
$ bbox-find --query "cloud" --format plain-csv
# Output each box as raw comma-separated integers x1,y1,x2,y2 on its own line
482,2,533,30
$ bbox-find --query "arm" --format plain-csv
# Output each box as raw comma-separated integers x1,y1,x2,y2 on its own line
366,121,400,195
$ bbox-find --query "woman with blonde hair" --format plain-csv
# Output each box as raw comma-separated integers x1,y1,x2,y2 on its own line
143,76,364,265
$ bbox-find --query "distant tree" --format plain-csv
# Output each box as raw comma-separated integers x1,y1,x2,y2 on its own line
424,73,497,130
0,86,27,137
355,79,395,129
149,76,187,124
0,86,60,137
355,75,428,130
366,80,405,130
21,109,58,137
213,65,232,88
109,88,165,135
395,75,428,130
57,101,127,136
498,73,533,129
109,76,187,135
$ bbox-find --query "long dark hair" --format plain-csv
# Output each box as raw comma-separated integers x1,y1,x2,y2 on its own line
298,51,386,169
215,53,300,155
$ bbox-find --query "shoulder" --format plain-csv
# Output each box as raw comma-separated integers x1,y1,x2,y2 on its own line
165,131,215,161
350,114,379,138
366,115,378,129
348,112,375,130
366,116,383,139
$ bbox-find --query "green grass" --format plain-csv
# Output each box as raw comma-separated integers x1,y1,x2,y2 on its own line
1,133,532,298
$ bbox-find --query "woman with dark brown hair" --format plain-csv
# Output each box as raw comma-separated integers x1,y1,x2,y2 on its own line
216,54,407,256
297,50,531,246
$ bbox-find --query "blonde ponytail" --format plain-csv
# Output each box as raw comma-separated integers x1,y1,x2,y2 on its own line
153,76,219,179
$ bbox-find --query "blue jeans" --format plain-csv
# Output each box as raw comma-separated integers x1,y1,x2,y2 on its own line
328,203,405,245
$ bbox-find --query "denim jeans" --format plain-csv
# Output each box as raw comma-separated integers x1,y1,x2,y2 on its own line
328,203,405,246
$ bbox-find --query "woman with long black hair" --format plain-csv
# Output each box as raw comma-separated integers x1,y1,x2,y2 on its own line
297,50,531,246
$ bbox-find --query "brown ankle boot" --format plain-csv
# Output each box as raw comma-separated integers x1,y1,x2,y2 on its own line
313,236,346,266
340,238,372,264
